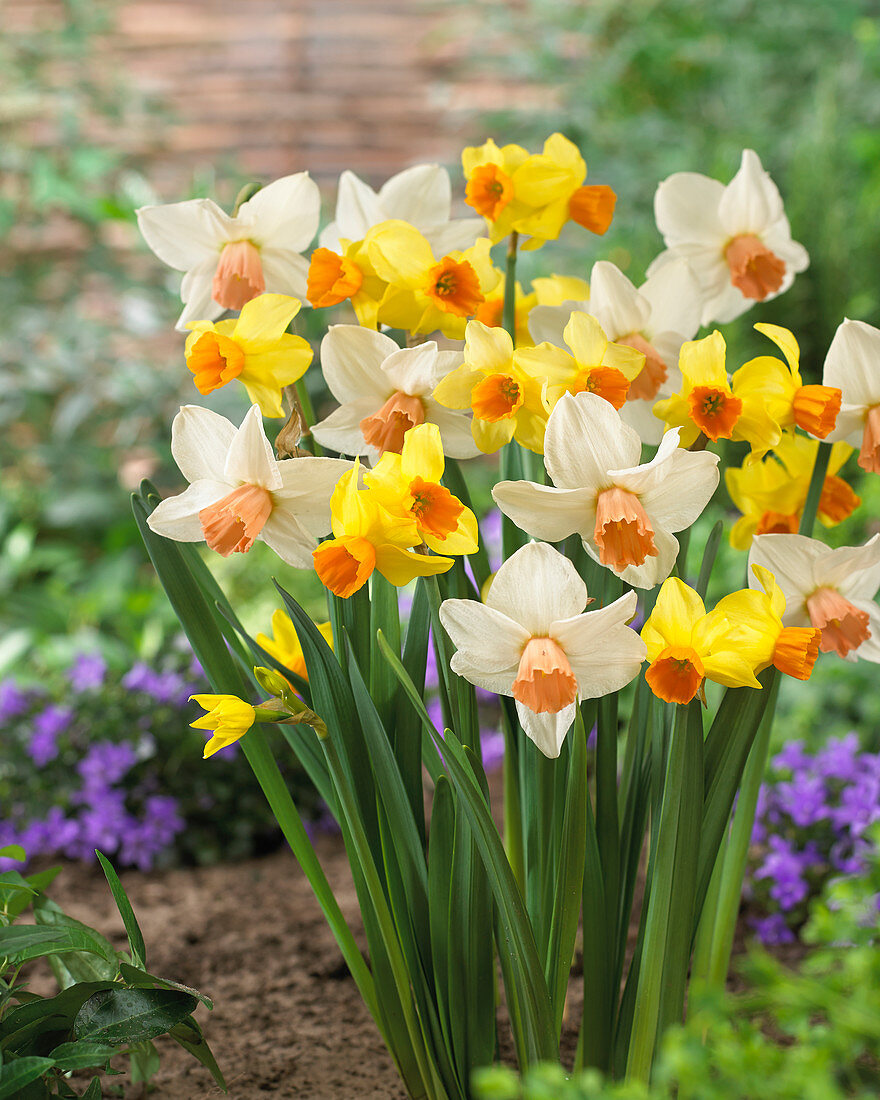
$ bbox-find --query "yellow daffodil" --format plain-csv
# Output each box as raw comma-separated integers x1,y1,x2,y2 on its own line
360,220,500,339
184,294,313,418
305,237,389,328
725,432,860,550
531,274,591,307
256,609,333,690
462,134,616,250
431,320,555,453
312,461,454,598
730,324,842,455
190,694,256,758
641,577,763,704
704,565,821,681
364,424,479,555
519,311,645,412
654,330,744,447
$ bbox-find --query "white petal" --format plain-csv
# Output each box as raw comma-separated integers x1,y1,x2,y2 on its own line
177,259,224,331
654,172,725,248
318,219,342,251
544,392,639,491
763,219,809,274
378,163,451,227
170,405,237,484
381,342,442,395
423,403,482,459
623,441,721,531
260,249,310,300
822,318,880,411
640,257,703,342
238,172,321,252
486,542,588,635
847,600,880,664
439,600,531,673
825,403,868,447
748,534,826,621
333,170,383,241
718,150,783,237
146,479,231,541
551,592,646,695
259,509,319,568
815,535,880,600
424,218,485,255
310,397,384,457
224,405,282,489
700,279,753,327
587,261,650,340
450,651,520,696
528,303,589,347
582,526,679,590
136,199,231,270
619,397,666,446
272,457,352,536
492,481,596,544
320,325,401,403
515,702,576,759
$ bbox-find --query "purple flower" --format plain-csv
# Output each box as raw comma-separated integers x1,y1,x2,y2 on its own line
482,508,503,573
772,739,811,774
118,795,185,870
0,681,29,722
27,705,73,766
755,835,809,910
815,733,862,783
775,773,830,829
480,729,505,772
68,653,107,692
750,912,796,945
77,741,138,789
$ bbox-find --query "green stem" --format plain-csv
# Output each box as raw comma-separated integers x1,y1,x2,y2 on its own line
502,231,519,343
799,440,832,536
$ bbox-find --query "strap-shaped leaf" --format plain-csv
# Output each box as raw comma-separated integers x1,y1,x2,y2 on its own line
168,1015,227,1092
95,853,146,970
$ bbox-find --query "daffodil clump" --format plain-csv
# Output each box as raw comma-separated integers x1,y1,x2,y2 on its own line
134,141,880,1099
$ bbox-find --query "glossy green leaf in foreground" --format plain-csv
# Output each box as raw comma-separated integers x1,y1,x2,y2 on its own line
73,987,199,1045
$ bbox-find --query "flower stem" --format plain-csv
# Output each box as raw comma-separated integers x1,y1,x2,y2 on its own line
503,231,519,343
799,440,831,536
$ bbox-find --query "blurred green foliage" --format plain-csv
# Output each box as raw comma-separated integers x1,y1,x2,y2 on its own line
459,0,880,370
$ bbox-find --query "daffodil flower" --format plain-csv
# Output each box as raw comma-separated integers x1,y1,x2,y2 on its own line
749,533,880,662
431,321,556,454
306,237,389,328
820,318,880,475
706,565,821,681
364,424,479,555
183,294,312,418
726,433,859,550
190,694,256,758
648,150,808,326
147,405,351,566
530,260,703,444
256,609,333,690
312,461,454,598
319,164,483,255
655,330,748,446
641,578,763,704
492,392,719,588
519,311,646,412
309,326,480,462
137,173,320,330
439,542,646,757
462,134,616,250
730,324,841,455
472,275,537,347
361,220,500,339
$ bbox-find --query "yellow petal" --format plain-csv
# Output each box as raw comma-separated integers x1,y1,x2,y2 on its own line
233,293,301,346
563,311,608,367
374,543,454,585
754,322,800,377
642,578,706,654
400,422,445,484
679,330,728,389
364,220,435,287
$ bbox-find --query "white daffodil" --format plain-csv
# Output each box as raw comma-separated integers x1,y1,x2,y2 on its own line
492,392,720,589
749,533,880,663
310,325,481,463
137,173,321,330
820,318,880,474
648,149,808,327
147,404,351,567
439,541,646,758
319,164,483,256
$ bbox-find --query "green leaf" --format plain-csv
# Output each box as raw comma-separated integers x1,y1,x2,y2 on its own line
168,1015,227,1092
94,854,146,970
33,899,118,985
0,847,25,864
0,1057,55,1098
0,982,118,1054
81,1079,103,1100
44,1040,115,1072
117,964,212,1009
73,987,198,1045
0,925,114,968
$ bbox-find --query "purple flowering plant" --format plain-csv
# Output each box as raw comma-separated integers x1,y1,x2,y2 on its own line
746,732,880,944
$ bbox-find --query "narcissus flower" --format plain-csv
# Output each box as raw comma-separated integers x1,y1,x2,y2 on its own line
184,294,312,418
361,220,500,339
256,609,333,689
319,164,483,255
726,433,860,550
641,578,763,704
655,330,750,447
309,326,480,463
364,424,478,555
137,173,320,330
313,461,455,597
519,311,646,412
731,324,841,455
820,318,880,475
439,541,646,757
649,150,808,326
147,405,351,566
462,134,616,250
749,533,880,662
190,694,255,758
306,237,390,328
706,565,821,681
492,392,719,588
431,321,554,454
